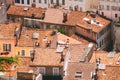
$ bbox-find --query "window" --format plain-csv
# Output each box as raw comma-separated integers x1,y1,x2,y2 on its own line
80,7,82,11
20,50,25,56
79,0,83,2
56,0,59,6
3,44,11,51
22,0,24,4
75,72,83,78
27,0,30,4
51,0,53,4
33,0,36,2
53,67,59,76
101,12,104,16
39,67,45,75
106,5,109,10
62,0,65,5
39,0,41,3
44,0,47,4
115,13,118,18
30,50,34,57
15,0,20,3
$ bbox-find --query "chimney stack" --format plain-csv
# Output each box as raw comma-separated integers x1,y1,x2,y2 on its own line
41,11,45,20
63,13,67,23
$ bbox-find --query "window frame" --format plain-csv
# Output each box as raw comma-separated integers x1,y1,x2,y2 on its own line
53,67,59,76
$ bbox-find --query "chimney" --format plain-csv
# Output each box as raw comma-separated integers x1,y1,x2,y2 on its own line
60,53,64,62
32,13,35,19
63,13,67,23
41,11,45,20
65,39,69,48
86,11,90,17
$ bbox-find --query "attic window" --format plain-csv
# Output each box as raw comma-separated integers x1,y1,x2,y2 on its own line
75,72,83,78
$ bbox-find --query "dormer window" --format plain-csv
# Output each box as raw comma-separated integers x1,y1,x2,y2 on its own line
75,72,83,78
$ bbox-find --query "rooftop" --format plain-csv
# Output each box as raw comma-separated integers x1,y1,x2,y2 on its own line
70,34,89,44
57,33,82,44
30,48,65,66
17,27,54,47
97,65,120,80
64,63,96,80
17,57,35,73
7,5,46,19
90,50,120,65
66,11,111,33
43,8,67,24
0,23,21,39
68,44,88,62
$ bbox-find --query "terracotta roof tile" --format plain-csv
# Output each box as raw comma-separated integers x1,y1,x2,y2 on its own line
57,33,82,44
7,5,46,19
43,8,66,24
0,23,21,39
64,63,96,80
66,11,111,33
97,65,120,80
70,34,89,44
30,48,64,66
17,28,54,47
90,50,120,65
69,44,88,62
17,57,35,72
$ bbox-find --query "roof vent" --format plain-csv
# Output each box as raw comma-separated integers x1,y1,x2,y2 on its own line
24,7,29,11
56,45,64,53
98,64,106,69
33,33,39,39
108,51,115,58
43,36,47,41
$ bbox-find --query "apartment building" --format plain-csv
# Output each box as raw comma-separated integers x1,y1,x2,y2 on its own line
0,23,21,57
14,0,98,11
98,0,120,22
63,44,96,80
90,50,120,80
65,0,98,12
14,0,65,8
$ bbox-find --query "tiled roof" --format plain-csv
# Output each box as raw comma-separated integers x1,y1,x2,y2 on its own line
97,65,120,80
69,44,88,62
7,5,46,19
66,11,111,33
57,33,82,44
43,8,66,24
0,23,21,39
30,48,64,66
90,50,120,65
17,27,54,47
17,57,35,72
70,34,89,44
64,63,96,80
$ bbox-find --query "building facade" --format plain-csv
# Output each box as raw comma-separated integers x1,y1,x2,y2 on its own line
98,0,120,22
14,0,98,11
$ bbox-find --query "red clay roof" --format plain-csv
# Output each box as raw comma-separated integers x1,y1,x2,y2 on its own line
90,50,120,65
66,11,111,33
7,5,46,19
0,23,21,39
17,28,54,47
97,65,120,80
30,48,64,66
